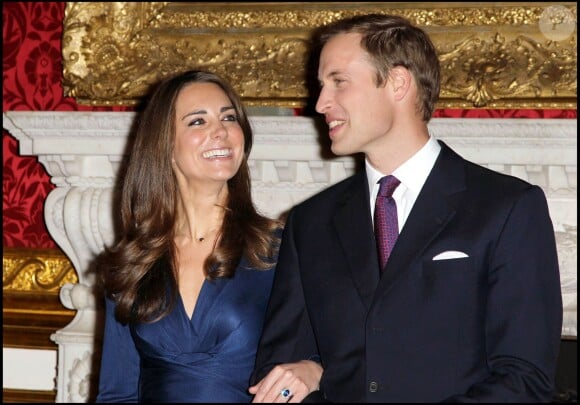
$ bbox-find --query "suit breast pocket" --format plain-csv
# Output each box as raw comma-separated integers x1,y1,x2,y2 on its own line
420,255,484,310
418,255,485,348
422,255,474,277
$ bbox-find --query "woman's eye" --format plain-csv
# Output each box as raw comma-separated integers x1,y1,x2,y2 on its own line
188,118,205,126
223,114,238,122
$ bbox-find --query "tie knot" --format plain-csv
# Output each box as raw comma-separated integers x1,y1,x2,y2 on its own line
377,175,400,198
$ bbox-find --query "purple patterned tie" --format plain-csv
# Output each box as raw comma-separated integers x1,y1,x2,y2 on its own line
374,175,400,271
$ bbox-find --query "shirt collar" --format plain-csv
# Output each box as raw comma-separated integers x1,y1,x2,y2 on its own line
366,136,441,195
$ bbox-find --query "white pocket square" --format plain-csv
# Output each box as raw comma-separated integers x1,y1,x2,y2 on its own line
432,250,469,261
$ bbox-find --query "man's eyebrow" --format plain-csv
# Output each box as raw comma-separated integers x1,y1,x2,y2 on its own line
319,70,343,81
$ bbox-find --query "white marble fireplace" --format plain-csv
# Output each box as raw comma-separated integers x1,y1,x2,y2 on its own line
3,111,577,402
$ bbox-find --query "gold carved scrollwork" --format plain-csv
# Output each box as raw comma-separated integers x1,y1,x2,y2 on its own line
438,32,577,107
3,249,77,292
62,2,577,108
3,248,77,350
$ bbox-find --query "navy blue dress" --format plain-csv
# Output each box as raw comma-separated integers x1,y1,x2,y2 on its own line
96,257,275,403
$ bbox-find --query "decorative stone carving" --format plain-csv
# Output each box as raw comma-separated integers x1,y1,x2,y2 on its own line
67,350,95,402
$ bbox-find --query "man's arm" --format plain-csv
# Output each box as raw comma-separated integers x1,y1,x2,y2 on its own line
251,209,323,398
446,185,563,402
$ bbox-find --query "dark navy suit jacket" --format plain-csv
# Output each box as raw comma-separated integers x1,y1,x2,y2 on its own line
252,141,562,402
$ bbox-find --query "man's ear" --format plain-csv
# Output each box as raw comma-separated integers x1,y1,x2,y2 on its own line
388,66,412,101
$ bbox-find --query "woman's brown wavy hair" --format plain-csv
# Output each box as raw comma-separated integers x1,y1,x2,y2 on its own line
99,70,281,324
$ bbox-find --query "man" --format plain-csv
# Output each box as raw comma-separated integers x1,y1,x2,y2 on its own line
250,14,562,402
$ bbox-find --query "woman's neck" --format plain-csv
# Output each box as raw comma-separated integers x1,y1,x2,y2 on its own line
177,181,228,234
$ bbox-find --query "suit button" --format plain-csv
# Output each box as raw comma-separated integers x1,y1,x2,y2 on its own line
369,381,378,392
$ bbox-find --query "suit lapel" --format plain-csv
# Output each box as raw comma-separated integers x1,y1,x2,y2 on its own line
333,171,380,310
376,142,467,294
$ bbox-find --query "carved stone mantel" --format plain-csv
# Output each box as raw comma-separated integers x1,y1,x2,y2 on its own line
3,111,577,402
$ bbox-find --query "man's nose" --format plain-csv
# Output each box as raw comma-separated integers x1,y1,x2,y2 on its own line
315,87,331,114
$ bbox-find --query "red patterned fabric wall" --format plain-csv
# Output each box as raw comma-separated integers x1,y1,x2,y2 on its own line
3,2,130,249
2,2,576,249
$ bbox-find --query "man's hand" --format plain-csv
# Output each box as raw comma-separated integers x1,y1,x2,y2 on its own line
249,360,323,403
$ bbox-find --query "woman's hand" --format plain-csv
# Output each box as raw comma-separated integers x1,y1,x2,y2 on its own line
249,360,323,403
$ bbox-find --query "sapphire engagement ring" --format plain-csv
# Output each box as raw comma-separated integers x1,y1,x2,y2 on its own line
280,388,292,399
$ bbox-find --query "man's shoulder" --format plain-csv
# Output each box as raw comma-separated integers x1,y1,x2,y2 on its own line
441,141,534,193
294,173,362,210
463,157,534,193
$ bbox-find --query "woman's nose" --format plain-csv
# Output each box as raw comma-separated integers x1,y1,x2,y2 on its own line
210,122,228,139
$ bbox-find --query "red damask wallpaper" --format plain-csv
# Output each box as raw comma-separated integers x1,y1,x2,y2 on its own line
2,2,577,249
2,2,130,249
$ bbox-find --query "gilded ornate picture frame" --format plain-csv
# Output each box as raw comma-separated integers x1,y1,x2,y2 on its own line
62,2,577,109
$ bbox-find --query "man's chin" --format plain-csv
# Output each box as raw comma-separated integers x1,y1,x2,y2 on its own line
330,142,352,157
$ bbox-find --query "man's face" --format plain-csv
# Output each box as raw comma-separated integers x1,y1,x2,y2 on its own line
316,32,394,157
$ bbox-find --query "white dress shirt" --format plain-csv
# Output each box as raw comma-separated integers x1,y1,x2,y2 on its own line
367,136,441,233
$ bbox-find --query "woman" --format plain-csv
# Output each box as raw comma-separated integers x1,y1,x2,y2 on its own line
96,70,281,402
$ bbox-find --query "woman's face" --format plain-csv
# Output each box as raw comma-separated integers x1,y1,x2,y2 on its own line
172,82,245,187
